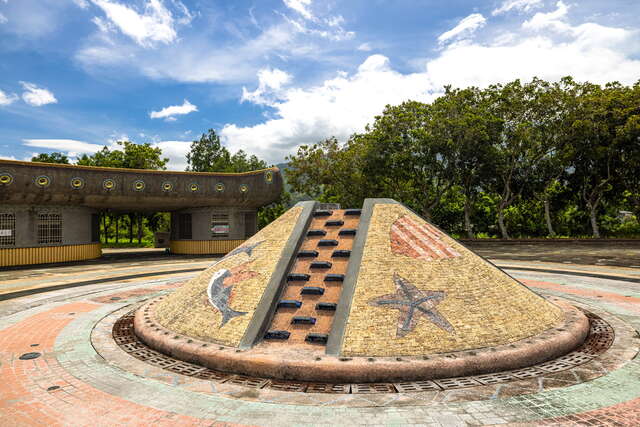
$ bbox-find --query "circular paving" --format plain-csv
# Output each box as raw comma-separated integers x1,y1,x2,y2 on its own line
1,265,639,425
93,296,636,405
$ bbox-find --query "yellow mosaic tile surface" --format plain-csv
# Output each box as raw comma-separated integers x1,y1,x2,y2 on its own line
341,204,563,357
155,206,303,347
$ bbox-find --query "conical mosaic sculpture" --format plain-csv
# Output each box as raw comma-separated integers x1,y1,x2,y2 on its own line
135,199,588,382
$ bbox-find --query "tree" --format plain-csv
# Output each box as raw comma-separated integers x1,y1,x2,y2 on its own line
31,152,70,164
77,141,168,244
431,86,500,238
186,129,232,172
564,82,628,238
353,101,456,220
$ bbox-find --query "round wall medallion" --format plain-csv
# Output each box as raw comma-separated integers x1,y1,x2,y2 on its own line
162,181,173,192
265,170,273,184
216,182,225,192
239,183,248,193
70,177,85,189
0,173,13,186
189,183,199,192
103,179,116,191
34,175,51,188
133,180,145,191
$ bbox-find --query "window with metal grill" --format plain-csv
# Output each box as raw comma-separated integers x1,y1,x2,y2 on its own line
211,213,229,238
38,213,62,244
0,213,16,246
178,214,192,240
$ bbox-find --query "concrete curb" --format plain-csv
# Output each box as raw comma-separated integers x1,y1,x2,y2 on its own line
135,298,589,383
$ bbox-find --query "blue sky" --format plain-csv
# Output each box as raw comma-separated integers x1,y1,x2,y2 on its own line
1,0,639,169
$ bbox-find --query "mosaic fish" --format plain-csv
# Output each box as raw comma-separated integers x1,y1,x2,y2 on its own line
369,273,454,337
212,240,264,267
390,215,460,261
207,269,247,327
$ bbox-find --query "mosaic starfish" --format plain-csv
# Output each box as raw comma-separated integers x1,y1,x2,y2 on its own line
207,269,248,327
369,273,454,337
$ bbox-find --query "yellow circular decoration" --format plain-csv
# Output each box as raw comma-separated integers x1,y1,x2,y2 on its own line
103,179,115,190
35,175,50,188
0,174,13,185
133,180,145,191
265,171,273,183
162,182,173,192
190,183,199,192
71,177,84,189
239,184,248,193
216,182,225,192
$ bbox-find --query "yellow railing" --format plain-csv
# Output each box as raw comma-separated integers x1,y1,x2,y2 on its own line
170,239,245,255
0,243,102,267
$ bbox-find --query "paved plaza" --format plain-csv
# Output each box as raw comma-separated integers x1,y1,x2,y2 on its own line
0,241,639,426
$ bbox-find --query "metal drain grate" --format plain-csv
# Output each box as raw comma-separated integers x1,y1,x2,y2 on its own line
305,383,351,394
192,369,231,381
268,381,308,392
112,309,617,395
165,362,207,376
536,360,574,373
225,375,270,388
509,367,546,379
393,381,441,393
351,383,396,394
474,373,515,385
434,377,482,389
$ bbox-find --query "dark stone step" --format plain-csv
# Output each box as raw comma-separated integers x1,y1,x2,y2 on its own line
297,250,319,258
338,229,357,236
344,209,362,216
291,316,316,325
310,261,332,269
278,300,302,309
325,220,344,227
301,286,325,295
313,210,333,217
264,330,290,340
307,229,327,237
305,333,328,344
316,302,337,311
288,273,310,282
332,250,351,258
324,274,345,282
318,239,339,247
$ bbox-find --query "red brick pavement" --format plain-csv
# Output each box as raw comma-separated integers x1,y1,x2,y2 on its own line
0,302,242,426
539,397,640,426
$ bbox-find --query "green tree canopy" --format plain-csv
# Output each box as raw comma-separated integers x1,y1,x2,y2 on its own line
31,152,70,164
77,141,168,170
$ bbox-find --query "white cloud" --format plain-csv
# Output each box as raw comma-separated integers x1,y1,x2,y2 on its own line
221,55,433,163
149,99,198,121
90,0,178,47
283,0,313,20
222,9,640,164
0,89,18,106
150,140,191,170
22,139,104,158
492,0,543,16
77,22,295,83
523,1,570,32
438,13,486,44
241,68,292,105
0,12,7,24
72,0,90,9
20,82,58,106
357,42,372,51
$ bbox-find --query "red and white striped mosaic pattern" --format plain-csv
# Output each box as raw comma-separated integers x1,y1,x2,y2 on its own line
390,215,460,261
